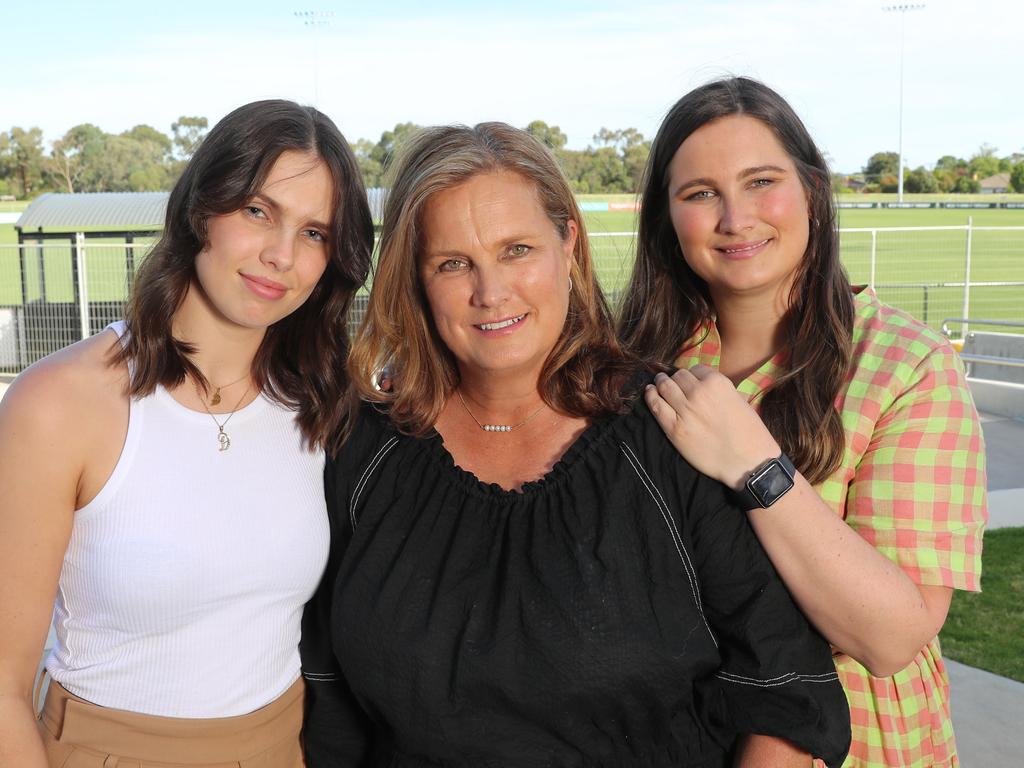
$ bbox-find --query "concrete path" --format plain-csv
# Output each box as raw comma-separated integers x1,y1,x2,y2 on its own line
948,659,1024,767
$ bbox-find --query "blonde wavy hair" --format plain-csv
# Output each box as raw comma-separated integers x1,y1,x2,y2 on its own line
346,122,638,438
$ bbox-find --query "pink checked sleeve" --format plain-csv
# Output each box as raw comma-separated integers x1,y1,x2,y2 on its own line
843,341,987,592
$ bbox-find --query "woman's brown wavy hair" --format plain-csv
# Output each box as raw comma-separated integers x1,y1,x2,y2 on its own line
618,77,854,484
110,99,373,452
347,122,638,436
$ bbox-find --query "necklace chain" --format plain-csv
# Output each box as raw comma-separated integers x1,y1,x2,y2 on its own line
456,390,546,433
207,371,249,406
198,380,251,452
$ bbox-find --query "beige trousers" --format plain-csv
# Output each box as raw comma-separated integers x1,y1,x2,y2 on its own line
36,675,305,768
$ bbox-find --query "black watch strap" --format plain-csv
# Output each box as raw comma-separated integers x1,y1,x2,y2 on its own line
731,452,797,510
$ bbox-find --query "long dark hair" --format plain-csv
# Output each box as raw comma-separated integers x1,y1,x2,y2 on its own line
112,99,373,451
348,122,639,436
618,77,853,484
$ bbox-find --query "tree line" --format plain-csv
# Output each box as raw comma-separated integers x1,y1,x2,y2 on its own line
841,146,1024,194
0,118,650,199
2,117,1021,199
0,118,208,198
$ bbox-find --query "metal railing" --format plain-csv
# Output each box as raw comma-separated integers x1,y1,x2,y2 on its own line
838,221,1024,332
2,223,1023,374
941,319,1024,378
941,318,1024,338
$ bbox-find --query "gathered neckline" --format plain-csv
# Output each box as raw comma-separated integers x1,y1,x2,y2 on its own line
420,393,646,502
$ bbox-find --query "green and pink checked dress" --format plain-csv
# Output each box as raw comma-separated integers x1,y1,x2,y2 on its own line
674,286,987,768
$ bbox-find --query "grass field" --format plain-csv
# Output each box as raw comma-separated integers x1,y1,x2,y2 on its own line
585,205,1024,332
2,199,1023,335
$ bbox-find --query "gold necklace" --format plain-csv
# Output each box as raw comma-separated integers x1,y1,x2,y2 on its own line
456,390,546,433
207,371,250,406
198,382,251,452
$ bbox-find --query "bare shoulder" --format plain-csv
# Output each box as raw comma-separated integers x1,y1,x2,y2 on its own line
0,329,127,434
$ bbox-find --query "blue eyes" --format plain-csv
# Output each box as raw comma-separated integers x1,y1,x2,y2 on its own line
242,205,326,244
439,259,467,273
435,245,530,273
683,178,776,202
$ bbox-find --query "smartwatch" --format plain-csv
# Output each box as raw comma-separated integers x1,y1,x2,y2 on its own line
731,453,796,510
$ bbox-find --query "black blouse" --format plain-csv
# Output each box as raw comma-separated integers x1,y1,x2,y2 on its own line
301,385,850,767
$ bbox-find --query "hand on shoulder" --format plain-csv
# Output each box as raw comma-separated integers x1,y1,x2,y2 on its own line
644,365,781,490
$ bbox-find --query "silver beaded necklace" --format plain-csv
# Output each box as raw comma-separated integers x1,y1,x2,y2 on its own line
456,390,546,433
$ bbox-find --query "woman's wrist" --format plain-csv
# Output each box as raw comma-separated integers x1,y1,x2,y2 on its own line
726,440,784,492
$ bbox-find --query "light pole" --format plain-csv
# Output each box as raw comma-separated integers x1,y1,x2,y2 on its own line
883,4,925,203
294,10,333,105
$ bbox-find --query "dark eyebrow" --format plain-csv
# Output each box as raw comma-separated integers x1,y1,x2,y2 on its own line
740,164,788,178
672,165,789,198
671,177,715,198
250,192,329,232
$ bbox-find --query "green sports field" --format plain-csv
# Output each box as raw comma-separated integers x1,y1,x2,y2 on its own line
585,204,1024,333
2,199,1023,336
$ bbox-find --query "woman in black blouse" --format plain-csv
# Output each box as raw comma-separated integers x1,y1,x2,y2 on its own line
300,122,850,767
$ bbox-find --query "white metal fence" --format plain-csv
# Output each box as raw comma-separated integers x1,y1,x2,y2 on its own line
1,224,1022,374
589,223,1024,337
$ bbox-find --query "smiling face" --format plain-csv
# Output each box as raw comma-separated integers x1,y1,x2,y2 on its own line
191,149,333,332
418,170,576,385
667,114,810,307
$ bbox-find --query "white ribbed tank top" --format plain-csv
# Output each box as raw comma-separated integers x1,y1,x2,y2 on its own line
46,322,329,717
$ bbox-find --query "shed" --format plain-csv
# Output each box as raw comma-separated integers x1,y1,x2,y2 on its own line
978,173,1010,195
15,192,167,240
11,192,167,368
5,189,381,371
14,191,167,301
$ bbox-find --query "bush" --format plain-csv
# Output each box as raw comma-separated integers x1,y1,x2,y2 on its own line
1011,163,1024,193
953,176,981,194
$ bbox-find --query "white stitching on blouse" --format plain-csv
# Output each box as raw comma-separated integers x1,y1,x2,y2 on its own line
302,671,340,681
619,441,718,649
715,670,840,687
349,436,399,530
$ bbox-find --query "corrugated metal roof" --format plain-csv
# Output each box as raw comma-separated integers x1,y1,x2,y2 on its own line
16,189,386,233
15,192,167,231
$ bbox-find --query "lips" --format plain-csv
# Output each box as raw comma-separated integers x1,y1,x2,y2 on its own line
716,239,771,256
475,314,526,331
241,273,288,300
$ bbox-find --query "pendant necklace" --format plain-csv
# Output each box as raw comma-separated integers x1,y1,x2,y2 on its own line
456,390,547,433
198,381,251,452
207,371,249,406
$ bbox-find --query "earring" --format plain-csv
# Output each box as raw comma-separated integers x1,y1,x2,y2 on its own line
568,277,573,293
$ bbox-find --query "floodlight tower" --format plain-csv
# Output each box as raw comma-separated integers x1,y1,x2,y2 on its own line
883,3,925,202
294,10,334,104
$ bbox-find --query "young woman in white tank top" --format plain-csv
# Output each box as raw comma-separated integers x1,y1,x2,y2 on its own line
0,100,373,767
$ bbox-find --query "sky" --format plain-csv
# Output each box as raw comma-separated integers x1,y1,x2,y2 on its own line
2,0,1019,174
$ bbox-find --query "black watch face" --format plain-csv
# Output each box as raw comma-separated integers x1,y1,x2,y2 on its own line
748,460,794,507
